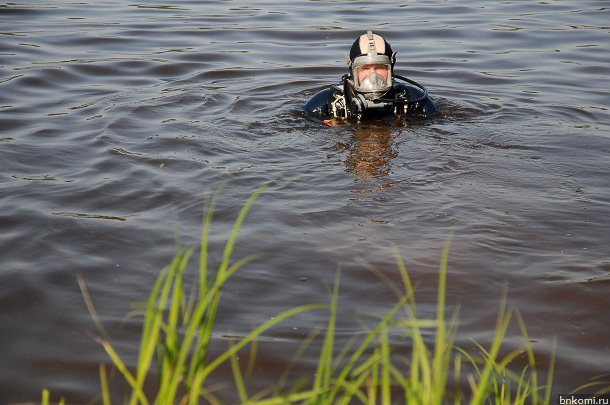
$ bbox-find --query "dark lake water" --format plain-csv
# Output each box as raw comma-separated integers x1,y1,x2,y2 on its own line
1,0,609,402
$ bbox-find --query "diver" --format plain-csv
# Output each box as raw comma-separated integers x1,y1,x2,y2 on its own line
304,31,438,122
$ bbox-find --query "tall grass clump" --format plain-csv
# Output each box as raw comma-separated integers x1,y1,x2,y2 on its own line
79,185,323,405
62,187,559,404
276,242,556,405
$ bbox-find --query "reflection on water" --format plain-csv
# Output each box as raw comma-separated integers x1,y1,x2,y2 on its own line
1,0,610,402
342,124,397,180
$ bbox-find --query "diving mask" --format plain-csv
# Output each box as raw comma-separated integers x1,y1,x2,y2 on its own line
352,62,392,94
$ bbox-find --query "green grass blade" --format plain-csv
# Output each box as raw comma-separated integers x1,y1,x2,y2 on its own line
42,389,49,405
199,186,223,297
230,344,249,403
351,349,381,377
132,252,185,405
218,184,268,278
246,335,258,380
245,388,325,405
188,303,325,405
544,337,557,404
97,337,149,405
78,274,111,341
327,294,408,404
100,364,111,405
393,249,435,399
515,311,539,404
312,269,340,401
432,238,451,403
380,322,391,405
369,353,379,404
186,253,261,385
393,248,416,307
161,249,192,386
160,282,215,401
185,186,265,395
469,296,512,405
388,361,409,392
335,369,372,405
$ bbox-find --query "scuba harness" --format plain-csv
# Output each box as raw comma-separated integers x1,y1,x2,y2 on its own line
330,74,430,120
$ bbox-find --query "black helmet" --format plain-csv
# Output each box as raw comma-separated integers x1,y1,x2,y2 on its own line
349,32,394,64
346,31,397,100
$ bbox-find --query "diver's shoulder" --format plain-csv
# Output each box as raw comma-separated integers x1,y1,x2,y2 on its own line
303,84,343,115
394,77,438,115
303,88,330,114
394,80,424,98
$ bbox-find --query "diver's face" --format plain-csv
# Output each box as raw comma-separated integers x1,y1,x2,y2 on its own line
356,64,389,84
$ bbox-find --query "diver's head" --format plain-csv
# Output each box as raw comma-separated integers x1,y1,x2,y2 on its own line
346,31,396,101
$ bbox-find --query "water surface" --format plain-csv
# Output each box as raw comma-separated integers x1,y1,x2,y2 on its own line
1,0,609,402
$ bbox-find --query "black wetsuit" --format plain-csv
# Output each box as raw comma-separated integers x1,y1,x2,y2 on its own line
304,75,437,120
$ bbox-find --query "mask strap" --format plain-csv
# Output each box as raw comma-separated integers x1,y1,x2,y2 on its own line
366,31,378,56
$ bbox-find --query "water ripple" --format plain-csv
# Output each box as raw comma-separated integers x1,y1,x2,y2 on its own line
1,0,610,402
